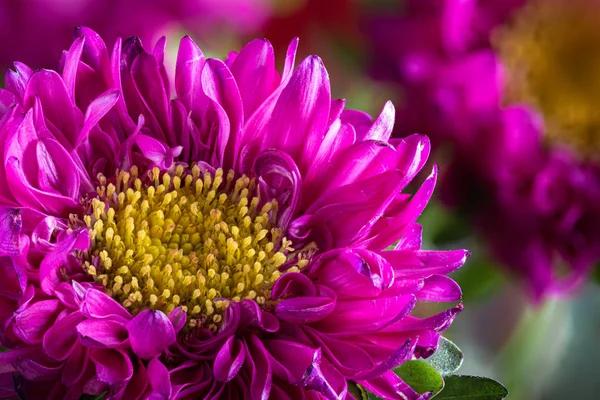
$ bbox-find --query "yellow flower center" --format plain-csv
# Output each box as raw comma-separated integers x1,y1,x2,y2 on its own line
82,165,307,330
493,0,600,158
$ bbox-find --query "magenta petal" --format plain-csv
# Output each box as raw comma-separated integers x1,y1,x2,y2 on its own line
367,167,438,250
62,36,85,101
0,256,27,299
315,295,416,334
169,307,186,333
301,348,344,399
130,52,171,141
358,370,425,400
231,39,279,118
147,357,172,400
387,249,470,279
81,288,131,322
53,282,83,310
0,207,24,256
309,249,394,298
5,62,33,104
201,58,243,169
43,310,86,361
275,287,337,324
272,272,317,300
361,101,395,142
13,357,61,381
23,70,79,148
136,134,182,168
127,310,176,359
214,336,246,382
40,230,89,295
395,223,423,251
113,357,149,400
263,55,331,175
305,119,355,185
90,348,133,385
75,89,120,148
77,319,129,348
75,26,110,72
62,344,89,386
175,36,206,111
416,275,462,302
4,112,80,216
265,339,317,384
36,137,80,199
246,335,273,400
254,149,301,229
13,299,61,344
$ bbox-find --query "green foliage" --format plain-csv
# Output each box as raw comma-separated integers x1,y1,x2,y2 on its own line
360,339,508,400
435,375,509,399
593,264,600,284
394,360,445,396
80,394,106,400
424,337,464,376
348,382,369,400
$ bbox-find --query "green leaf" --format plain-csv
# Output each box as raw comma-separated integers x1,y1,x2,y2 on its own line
80,393,106,400
435,375,509,399
393,360,444,396
424,337,464,376
593,264,600,284
384,240,398,251
348,382,369,400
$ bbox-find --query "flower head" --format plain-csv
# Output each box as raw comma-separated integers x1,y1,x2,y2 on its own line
0,28,467,399
366,0,600,300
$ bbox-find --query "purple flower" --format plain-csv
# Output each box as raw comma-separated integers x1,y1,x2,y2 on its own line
366,0,600,300
0,28,467,399
0,0,272,69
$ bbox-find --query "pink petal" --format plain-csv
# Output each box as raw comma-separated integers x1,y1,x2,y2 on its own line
43,310,86,361
0,207,25,256
147,357,172,400
90,348,133,385
13,299,61,344
416,275,462,302
214,336,245,382
127,310,176,359
81,288,131,322
77,319,129,348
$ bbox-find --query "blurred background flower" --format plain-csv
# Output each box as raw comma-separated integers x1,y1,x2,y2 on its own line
0,0,273,69
365,0,600,301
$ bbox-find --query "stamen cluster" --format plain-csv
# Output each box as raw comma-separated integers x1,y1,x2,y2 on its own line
83,165,301,329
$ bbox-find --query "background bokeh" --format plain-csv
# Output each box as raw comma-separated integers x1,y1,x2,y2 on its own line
2,0,599,399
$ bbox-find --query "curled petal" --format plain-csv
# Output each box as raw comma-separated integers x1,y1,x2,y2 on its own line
77,319,129,348
13,300,61,344
0,207,24,256
81,288,131,322
416,275,462,302
214,336,246,382
43,310,86,361
127,310,176,359
254,149,301,229
147,357,172,400
275,286,337,324
90,348,133,385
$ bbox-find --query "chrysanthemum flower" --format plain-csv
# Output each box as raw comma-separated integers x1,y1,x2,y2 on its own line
0,28,467,399
0,0,271,69
366,0,600,300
